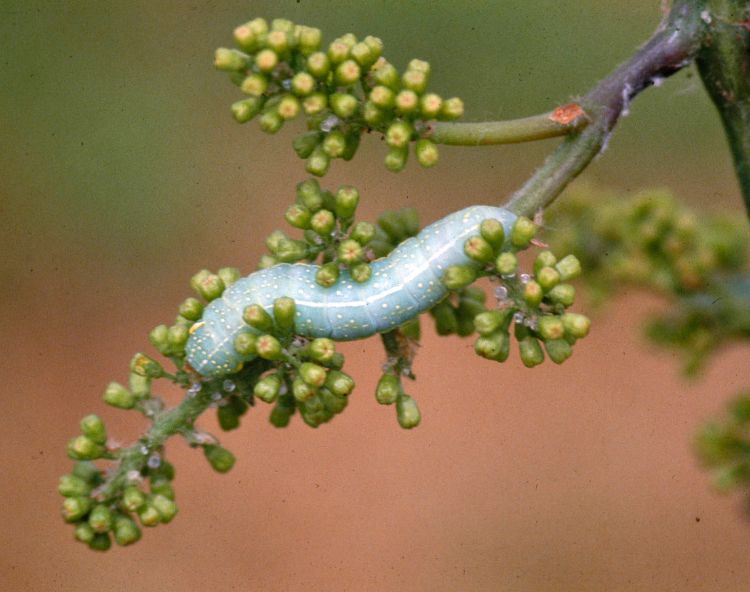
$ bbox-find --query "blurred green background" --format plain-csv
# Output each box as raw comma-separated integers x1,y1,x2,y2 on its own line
2,2,749,591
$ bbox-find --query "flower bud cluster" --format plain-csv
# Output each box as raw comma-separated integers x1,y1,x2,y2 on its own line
437,216,590,367
216,17,464,175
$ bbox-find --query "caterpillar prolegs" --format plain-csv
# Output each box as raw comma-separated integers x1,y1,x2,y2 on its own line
186,205,517,376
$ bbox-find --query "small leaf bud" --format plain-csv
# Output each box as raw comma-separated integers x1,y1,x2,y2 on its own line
273,297,296,331
58,474,91,497
303,92,328,115
103,381,136,409
538,316,565,341
330,93,358,119
178,298,204,322
523,280,544,307
386,121,414,148
335,185,365,219
122,486,146,512
322,130,347,158
214,47,249,71
306,51,331,78
308,338,336,364
190,270,225,301
415,139,439,167
384,146,408,172
495,252,518,276
325,370,355,396
233,332,258,356
316,262,340,287
231,97,264,123
88,533,112,552
518,336,545,368
310,209,336,236
475,332,511,362
62,496,92,523
254,374,282,403
396,394,421,429
561,313,591,339
254,48,278,73
151,493,179,521
351,262,372,283
480,218,506,250
240,73,268,96
243,304,274,332
80,414,107,445
545,339,573,364
419,93,443,119
376,374,400,405
511,216,538,248
464,235,495,263
113,515,141,546
555,254,582,281
546,283,576,307
277,95,301,120
338,239,364,265
443,265,477,290
67,435,104,461
440,97,465,120
350,221,375,245
88,504,113,533
306,147,331,177
536,266,561,292
395,89,419,115
256,334,283,361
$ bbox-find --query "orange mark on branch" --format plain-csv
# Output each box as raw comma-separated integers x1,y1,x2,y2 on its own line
549,103,587,126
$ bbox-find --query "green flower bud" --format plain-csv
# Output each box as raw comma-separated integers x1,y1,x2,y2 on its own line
464,235,494,263
474,310,511,336
308,338,336,364
495,252,518,276
62,496,92,523
518,336,545,368
376,374,400,405
58,474,91,497
545,338,573,364
152,459,175,482
67,435,104,461
395,89,419,115
327,352,346,370
538,315,565,341
327,38,351,63
364,35,384,57
273,297,296,331
271,18,294,33
241,73,268,96
350,221,375,245
386,121,413,148
296,179,323,210
396,394,421,429
88,504,113,533
342,131,361,161
277,95,301,120
306,51,331,78
419,93,443,119
88,533,112,552
290,71,316,97
130,352,163,379
231,97,264,123
371,58,400,89
370,85,395,109
190,270,225,301
561,313,591,339
338,239,364,265
74,523,95,544
123,486,146,512
270,402,294,428
415,138,439,168
298,362,326,387
316,262,340,287
256,334,283,361
306,146,331,177
534,250,557,274
546,283,576,307
293,376,317,402
510,216,538,248
233,20,265,52
138,504,161,527
243,304,274,331
480,218,505,250
254,374,282,403
151,493,179,522
335,186,360,219
440,97,464,120
80,414,107,445
310,209,335,236
322,130,347,158
266,30,291,54
536,266,561,292
351,263,372,283
285,203,312,229
330,93,358,119
335,59,362,86
275,238,308,262
258,255,278,270
233,332,257,356
151,479,176,500
167,324,189,352
72,461,102,484
443,265,477,290
363,101,386,126
348,41,374,68
475,332,511,362
265,230,287,253
320,388,348,414
179,297,204,322
214,47,249,71
259,109,284,134
103,381,136,409
400,208,420,236
384,146,408,172
254,48,278,73
113,515,141,546
303,92,328,115
555,254,582,281
431,300,458,335
129,372,151,399
325,370,355,396
523,280,543,307
298,26,322,55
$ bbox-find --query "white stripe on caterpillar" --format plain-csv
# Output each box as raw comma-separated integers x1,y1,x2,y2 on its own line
186,205,516,376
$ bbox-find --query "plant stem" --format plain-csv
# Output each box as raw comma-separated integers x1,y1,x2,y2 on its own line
695,0,750,217
429,112,587,146
505,0,707,217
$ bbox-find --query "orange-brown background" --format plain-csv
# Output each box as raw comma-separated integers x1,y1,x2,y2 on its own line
2,1,749,590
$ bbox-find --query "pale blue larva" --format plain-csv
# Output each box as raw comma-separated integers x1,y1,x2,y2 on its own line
186,205,516,377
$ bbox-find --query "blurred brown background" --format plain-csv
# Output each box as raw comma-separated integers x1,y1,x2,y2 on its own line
2,1,749,590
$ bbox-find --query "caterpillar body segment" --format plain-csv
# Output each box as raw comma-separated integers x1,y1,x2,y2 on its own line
186,205,517,376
